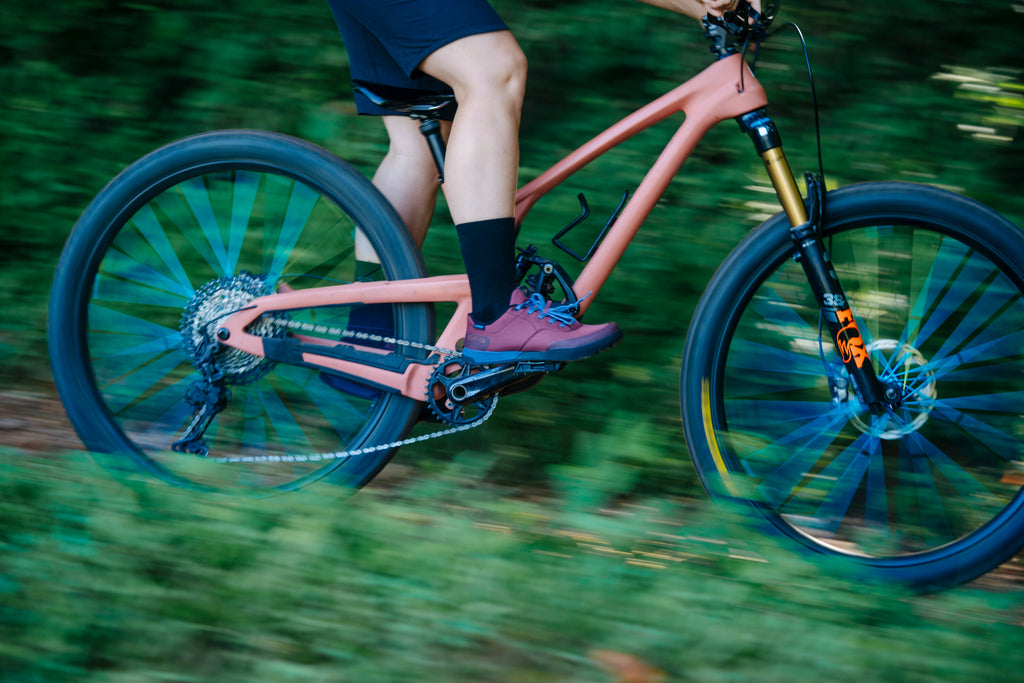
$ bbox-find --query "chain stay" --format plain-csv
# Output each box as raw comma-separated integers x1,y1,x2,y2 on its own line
207,315,496,464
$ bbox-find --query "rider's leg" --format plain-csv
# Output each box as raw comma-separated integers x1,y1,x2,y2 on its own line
345,114,450,368
331,1,619,363
418,31,523,225
417,31,524,325
375,115,447,246
355,115,447,270
364,115,447,251
419,31,621,361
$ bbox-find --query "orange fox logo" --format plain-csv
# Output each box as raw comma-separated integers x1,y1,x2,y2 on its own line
835,307,868,368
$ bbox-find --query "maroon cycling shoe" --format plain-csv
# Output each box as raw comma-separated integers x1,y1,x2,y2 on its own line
462,289,622,363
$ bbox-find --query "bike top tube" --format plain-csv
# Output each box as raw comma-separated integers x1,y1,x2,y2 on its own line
513,54,769,314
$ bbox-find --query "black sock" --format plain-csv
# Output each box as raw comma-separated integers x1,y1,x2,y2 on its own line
455,217,517,325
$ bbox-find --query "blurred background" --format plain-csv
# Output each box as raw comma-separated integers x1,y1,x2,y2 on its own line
2,0,1023,680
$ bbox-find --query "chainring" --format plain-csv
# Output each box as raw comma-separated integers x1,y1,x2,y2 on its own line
426,358,498,425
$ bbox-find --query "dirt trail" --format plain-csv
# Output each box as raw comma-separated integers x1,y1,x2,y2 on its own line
0,388,83,453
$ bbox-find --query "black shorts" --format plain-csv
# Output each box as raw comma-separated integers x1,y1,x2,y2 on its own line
327,0,509,119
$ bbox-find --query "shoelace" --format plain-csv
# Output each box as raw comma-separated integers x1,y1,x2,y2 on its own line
515,292,591,327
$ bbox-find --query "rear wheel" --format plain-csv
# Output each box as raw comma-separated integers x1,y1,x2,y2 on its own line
49,130,433,493
682,182,1024,589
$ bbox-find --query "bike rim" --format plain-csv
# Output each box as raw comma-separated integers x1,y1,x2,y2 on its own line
709,218,1024,562
78,162,414,492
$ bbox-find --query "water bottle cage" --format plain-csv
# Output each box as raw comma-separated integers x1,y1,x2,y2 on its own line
552,191,629,262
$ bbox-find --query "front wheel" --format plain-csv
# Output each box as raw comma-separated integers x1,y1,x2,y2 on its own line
681,182,1024,590
49,130,433,494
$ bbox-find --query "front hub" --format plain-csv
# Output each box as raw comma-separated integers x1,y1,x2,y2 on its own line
846,339,938,440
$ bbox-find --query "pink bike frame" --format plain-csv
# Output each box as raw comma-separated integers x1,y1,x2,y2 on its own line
218,54,769,400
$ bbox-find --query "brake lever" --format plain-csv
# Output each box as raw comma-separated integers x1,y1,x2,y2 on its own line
719,2,762,35
702,2,769,58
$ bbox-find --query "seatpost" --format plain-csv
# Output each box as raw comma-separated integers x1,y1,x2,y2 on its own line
417,118,447,184
738,109,894,414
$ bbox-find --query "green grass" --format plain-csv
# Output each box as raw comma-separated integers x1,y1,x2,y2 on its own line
2,448,1022,682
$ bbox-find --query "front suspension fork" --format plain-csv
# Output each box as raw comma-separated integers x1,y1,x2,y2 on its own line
739,109,896,414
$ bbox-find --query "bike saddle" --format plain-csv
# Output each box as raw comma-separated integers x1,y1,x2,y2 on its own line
352,81,456,119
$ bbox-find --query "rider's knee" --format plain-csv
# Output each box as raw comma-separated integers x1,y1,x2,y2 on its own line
495,41,528,104
481,39,527,109
423,32,528,111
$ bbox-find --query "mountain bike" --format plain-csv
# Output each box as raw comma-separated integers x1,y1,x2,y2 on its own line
48,2,1024,590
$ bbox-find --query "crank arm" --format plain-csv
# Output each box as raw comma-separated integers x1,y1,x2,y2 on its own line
448,361,564,404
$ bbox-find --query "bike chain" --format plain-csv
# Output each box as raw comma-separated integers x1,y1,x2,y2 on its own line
208,317,498,464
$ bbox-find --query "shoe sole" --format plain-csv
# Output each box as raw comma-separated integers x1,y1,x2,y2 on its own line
461,329,623,364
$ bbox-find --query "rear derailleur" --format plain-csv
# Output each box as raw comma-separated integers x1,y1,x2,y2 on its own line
171,342,230,457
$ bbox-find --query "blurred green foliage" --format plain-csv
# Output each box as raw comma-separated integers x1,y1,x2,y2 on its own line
2,450,1023,681
1,2,1023,495
2,4,1024,675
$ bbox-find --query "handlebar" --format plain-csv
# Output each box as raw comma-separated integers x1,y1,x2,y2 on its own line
702,0,780,59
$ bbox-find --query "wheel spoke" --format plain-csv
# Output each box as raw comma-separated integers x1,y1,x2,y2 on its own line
726,338,827,376
133,380,195,448
98,244,194,301
810,434,876,534
102,352,190,415
262,377,343,452
901,234,969,347
228,171,260,273
267,181,320,285
912,249,1000,349
909,431,990,502
747,408,849,500
130,204,196,294
180,176,232,276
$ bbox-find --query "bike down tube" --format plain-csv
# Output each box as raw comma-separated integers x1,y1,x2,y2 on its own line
216,275,473,399
514,54,769,314
738,111,891,412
